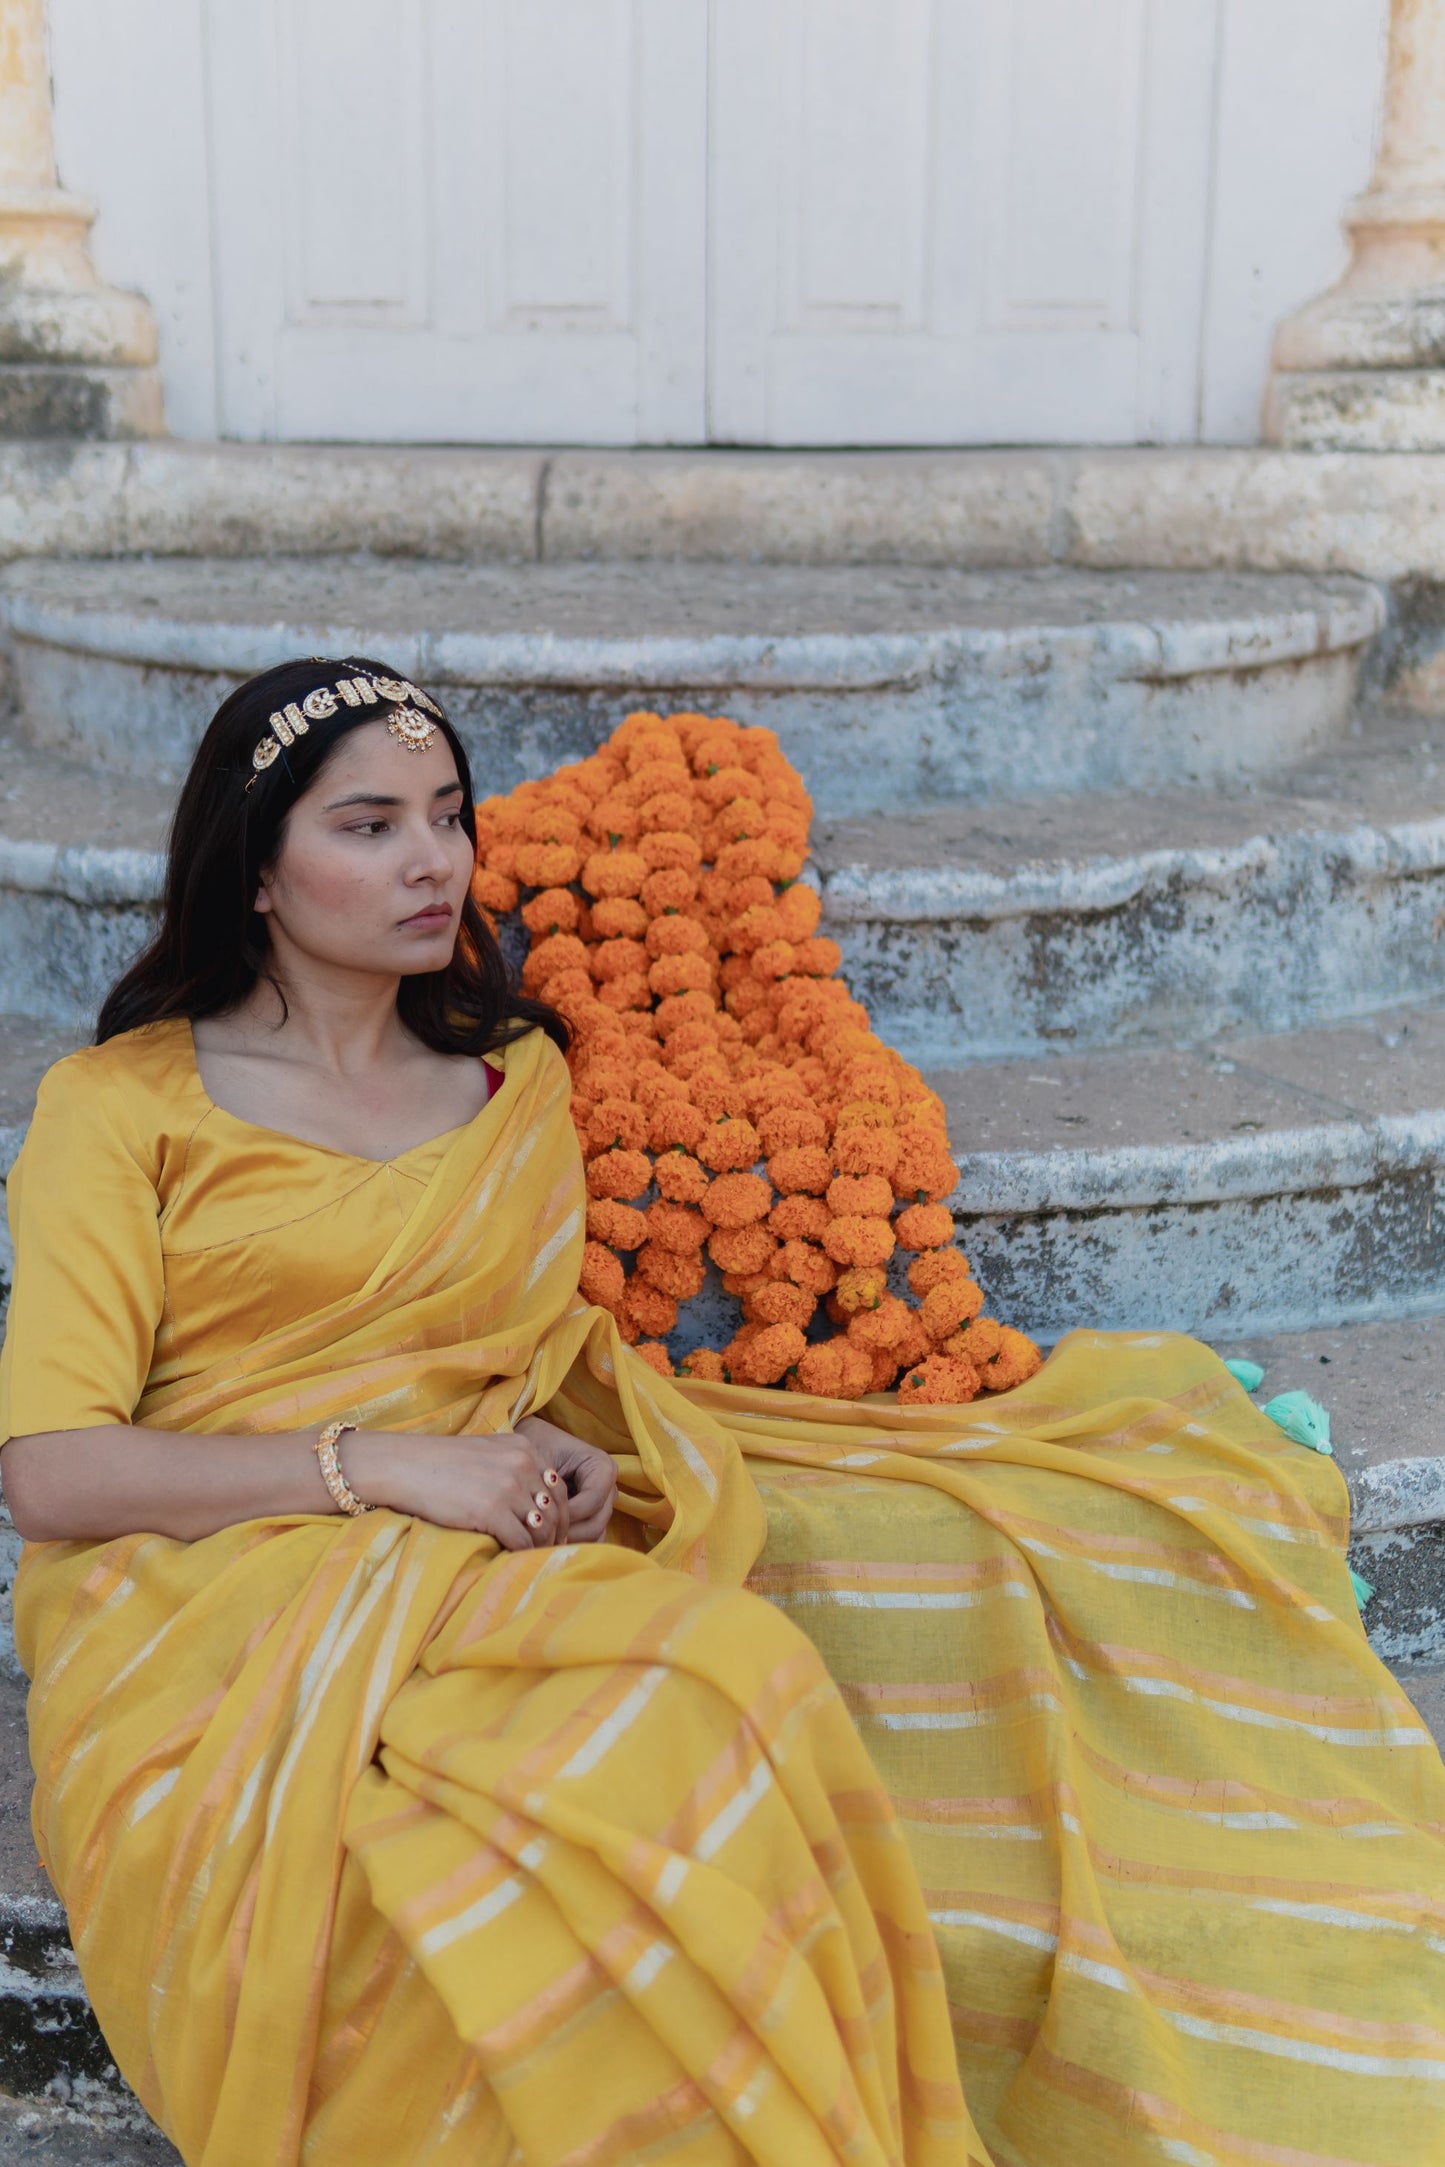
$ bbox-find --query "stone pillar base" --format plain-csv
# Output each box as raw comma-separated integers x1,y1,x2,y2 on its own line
0,187,163,439
0,362,162,439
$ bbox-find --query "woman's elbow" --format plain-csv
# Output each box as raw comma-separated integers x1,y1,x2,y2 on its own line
2,1436,70,1542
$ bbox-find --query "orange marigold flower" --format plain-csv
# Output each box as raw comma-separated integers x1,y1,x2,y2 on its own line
725,978,771,1021
515,840,584,888
750,939,796,983
585,1198,649,1250
793,1341,874,1400
985,1327,1044,1392
743,1281,816,1330
639,830,703,874
633,1342,675,1378
621,1280,678,1340
767,1192,830,1242
585,1148,652,1201
679,1348,726,1382
775,882,822,938
526,931,590,985
846,1294,911,1351
772,1240,837,1294
897,1353,981,1407
574,1055,632,1099
921,1277,985,1342
640,867,699,914
755,1105,827,1155
589,896,647,939
892,1135,959,1204
471,866,520,915
907,1247,972,1296
652,1151,710,1205
701,1171,772,1228
594,973,649,1011
590,936,649,983
521,805,581,847
716,838,783,882
583,848,648,898
652,992,713,1039
958,1316,1005,1363
895,1202,956,1251
790,937,843,979
520,886,580,937
767,1144,833,1195
708,1223,777,1276
585,1098,649,1155
696,1117,762,1173
832,1266,889,1316
585,794,644,844
821,1214,896,1269
578,1241,625,1311
826,1172,895,1219
893,1315,933,1371
697,765,756,808
645,914,709,959
539,969,595,1021
638,789,696,834
648,1099,708,1154
721,1267,776,1299
731,1322,806,1385
832,1125,901,1179
636,1244,707,1300
645,1201,709,1255
649,951,714,998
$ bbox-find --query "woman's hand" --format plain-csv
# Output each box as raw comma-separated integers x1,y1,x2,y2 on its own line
348,1432,571,1550
516,1416,618,1544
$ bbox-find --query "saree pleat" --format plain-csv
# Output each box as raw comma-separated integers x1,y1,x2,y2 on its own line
8,1027,1445,2165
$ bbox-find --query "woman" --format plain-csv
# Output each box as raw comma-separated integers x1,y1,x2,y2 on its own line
0,660,1440,2167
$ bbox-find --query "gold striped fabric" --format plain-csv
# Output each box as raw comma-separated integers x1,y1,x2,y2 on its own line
10,1027,1445,2165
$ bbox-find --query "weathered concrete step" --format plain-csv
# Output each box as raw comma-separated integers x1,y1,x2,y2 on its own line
936,998,1445,1341
0,738,163,1031
1220,1314,1445,1663
818,710,1445,1059
0,558,1383,813
13,706,1445,1053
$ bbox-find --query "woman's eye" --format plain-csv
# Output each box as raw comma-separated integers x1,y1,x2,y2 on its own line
347,820,390,836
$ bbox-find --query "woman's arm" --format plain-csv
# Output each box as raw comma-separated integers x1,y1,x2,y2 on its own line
2,1418,616,1548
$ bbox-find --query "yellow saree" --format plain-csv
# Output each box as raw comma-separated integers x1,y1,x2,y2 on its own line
3,1022,1444,2167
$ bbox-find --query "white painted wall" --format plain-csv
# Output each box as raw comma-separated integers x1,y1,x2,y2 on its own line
46,0,1388,446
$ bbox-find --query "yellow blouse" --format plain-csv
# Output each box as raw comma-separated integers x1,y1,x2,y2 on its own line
0,1018,470,1443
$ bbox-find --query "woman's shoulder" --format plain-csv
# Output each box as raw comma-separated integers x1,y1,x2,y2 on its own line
33,1019,198,1141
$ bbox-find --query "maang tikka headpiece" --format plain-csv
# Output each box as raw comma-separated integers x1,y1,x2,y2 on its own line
251,671,444,773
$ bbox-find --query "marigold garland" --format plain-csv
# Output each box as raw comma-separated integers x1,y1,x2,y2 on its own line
472,709,1043,1404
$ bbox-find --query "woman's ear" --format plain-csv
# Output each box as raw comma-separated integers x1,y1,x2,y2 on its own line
253,878,273,916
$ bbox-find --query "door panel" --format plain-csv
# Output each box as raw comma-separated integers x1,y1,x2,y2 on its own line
204,0,707,442
707,0,1220,445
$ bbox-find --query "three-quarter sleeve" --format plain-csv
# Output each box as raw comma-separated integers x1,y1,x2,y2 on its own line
0,1056,165,1445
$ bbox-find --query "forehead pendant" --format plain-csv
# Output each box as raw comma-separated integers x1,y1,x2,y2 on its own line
387,704,438,753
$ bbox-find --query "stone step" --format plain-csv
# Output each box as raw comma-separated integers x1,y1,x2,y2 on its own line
935,997,1445,1340
13,708,1445,1055
817,709,1445,1059
0,558,1383,813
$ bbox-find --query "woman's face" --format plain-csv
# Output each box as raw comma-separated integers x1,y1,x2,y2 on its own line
254,719,475,979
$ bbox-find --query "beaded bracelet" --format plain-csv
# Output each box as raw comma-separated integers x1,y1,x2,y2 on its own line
315,1419,371,1516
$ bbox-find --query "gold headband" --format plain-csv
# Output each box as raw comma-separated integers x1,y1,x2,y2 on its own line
251,672,443,772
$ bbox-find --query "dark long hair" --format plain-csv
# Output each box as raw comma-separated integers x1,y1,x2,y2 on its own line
96,655,568,1058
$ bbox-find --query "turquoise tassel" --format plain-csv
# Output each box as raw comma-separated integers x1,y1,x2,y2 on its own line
1349,1568,1375,1610
1224,1358,1265,1392
1262,1390,1333,1456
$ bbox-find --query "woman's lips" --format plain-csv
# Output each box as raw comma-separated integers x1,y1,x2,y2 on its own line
400,904,452,929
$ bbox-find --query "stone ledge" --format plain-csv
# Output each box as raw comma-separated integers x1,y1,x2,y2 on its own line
7,443,1445,581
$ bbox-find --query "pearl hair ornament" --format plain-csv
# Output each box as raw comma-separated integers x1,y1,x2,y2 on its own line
251,672,443,773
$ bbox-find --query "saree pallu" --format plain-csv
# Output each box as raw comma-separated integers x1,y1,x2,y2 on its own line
14,1031,1445,2166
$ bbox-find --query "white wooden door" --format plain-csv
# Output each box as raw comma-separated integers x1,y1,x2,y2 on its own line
202,0,708,443
707,0,1221,445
